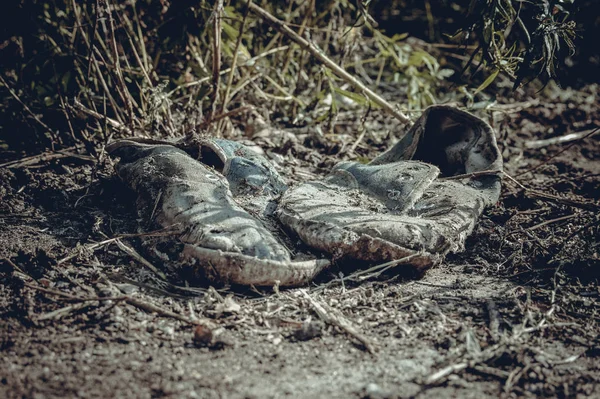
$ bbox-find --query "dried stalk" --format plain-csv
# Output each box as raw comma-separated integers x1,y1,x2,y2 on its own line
249,3,411,125
0,76,57,145
73,99,130,134
114,239,167,280
24,282,209,327
103,0,136,131
168,46,289,97
280,0,315,77
300,290,376,354
222,0,251,113
503,172,599,212
209,0,224,118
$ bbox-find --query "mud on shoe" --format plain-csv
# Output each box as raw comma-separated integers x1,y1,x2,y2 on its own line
108,139,328,287
276,105,502,274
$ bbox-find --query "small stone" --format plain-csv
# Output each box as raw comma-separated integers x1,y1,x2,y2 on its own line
115,283,139,295
294,320,324,341
193,325,213,347
363,383,388,399
193,325,234,349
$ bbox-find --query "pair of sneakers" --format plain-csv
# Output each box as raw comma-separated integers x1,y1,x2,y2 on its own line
108,106,502,287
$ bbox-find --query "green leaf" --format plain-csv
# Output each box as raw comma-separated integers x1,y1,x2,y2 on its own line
407,50,439,73
474,69,500,95
332,87,369,106
221,22,238,41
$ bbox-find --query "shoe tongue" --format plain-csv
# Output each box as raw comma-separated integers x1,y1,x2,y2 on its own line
199,139,287,198
224,157,287,197
332,161,439,212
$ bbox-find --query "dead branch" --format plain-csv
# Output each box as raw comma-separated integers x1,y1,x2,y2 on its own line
24,281,210,327
221,0,251,115
0,146,94,169
104,0,137,130
503,172,599,212
425,362,468,385
0,75,58,144
248,2,411,125
300,290,376,354
209,0,224,117
167,46,289,97
114,239,167,280
57,227,178,266
73,99,131,134
517,127,600,178
525,127,600,149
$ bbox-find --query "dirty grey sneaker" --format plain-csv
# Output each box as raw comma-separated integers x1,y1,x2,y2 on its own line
108,139,328,287
196,138,287,197
195,138,287,222
277,105,502,273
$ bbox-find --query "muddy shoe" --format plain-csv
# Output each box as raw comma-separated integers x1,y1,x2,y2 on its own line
196,138,287,197
108,139,328,287
195,138,287,218
277,105,502,273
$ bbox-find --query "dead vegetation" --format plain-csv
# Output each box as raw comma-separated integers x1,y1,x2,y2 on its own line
1,0,589,153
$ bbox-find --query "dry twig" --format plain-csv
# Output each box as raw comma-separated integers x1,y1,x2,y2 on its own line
114,239,167,280
517,127,600,178
503,172,599,212
221,0,251,115
300,290,376,354
524,127,600,149
0,146,94,169
248,3,411,125
0,75,58,144
57,227,177,266
208,0,224,118
23,281,209,327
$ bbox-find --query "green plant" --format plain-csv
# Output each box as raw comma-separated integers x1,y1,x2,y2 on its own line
457,0,577,88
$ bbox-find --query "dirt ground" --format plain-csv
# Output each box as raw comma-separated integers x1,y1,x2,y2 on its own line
1,82,599,399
